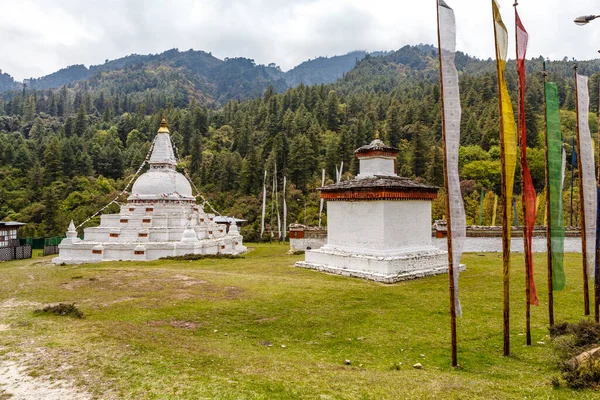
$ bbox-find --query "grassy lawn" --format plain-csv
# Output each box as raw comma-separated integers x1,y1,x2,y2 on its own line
0,243,597,399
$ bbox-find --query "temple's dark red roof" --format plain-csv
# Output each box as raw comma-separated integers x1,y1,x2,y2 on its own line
320,176,437,192
318,176,438,201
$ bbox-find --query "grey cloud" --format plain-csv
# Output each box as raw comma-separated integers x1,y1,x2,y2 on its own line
2,0,600,81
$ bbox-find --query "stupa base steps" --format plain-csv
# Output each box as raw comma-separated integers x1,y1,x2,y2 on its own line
296,247,459,283
53,237,246,265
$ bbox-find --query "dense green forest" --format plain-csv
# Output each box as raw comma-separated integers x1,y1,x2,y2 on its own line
1,45,600,240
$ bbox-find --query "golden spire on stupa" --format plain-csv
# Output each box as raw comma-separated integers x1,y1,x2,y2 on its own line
158,117,169,133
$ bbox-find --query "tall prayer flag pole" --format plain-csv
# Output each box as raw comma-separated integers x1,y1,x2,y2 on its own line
271,167,276,238
596,82,600,323
514,4,538,347
571,137,576,227
543,64,554,327
319,168,325,228
437,0,465,367
574,66,595,316
283,176,288,241
261,170,267,237
544,66,567,327
275,164,282,240
595,186,600,322
492,0,517,356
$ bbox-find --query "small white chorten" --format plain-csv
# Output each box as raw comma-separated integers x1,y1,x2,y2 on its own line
296,138,447,283
53,119,246,264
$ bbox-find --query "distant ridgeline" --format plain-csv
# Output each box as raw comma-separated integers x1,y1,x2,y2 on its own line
2,44,600,239
2,48,384,104
5,45,600,105
0,70,18,93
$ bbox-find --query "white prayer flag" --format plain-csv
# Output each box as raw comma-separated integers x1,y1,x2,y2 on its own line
576,73,597,277
438,0,465,316
261,170,267,237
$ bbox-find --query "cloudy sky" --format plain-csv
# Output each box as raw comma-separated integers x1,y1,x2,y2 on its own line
1,0,599,81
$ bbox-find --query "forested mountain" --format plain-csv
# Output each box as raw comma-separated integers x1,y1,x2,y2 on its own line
5,49,383,105
1,44,600,240
284,51,372,87
0,71,18,93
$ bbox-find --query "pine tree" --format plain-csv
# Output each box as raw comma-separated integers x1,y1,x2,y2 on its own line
385,100,402,147
288,134,316,192
190,132,203,176
325,90,340,131
75,104,87,136
43,136,63,185
24,96,36,122
48,93,58,117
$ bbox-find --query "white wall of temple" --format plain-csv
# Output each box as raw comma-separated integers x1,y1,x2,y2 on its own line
383,201,432,250
356,156,396,179
325,200,434,256
326,201,385,250
290,237,327,251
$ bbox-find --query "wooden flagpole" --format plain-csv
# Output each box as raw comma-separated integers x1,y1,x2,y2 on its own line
574,64,591,316
436,0,458,367
596,82,600,323
514,2,531,346
542,62,555,327
492,0,511,356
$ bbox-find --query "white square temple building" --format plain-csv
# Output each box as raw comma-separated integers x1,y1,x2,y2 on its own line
53,119,246,264
296,138,447,283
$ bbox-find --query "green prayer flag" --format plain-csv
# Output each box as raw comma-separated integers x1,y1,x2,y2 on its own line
545,82,566,291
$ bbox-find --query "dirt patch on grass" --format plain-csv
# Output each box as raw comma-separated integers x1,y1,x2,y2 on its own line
173,275,208,287
58,270,209,293
0,299,41,310
256,317,279,323
0,358,91,400
224,286,244,300
147,320,201,330
100,297,135,307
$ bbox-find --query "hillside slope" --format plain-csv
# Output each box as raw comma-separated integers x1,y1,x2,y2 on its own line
2,49,384,104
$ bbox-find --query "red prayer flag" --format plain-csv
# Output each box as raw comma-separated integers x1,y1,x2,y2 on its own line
516,10,539,306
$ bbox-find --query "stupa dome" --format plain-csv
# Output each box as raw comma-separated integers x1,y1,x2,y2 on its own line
130,169,193,201
128,119,195,203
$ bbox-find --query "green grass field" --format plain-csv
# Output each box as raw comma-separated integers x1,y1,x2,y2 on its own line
0,244,598,399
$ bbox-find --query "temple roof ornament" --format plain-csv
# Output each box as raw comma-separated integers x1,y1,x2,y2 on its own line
157,117,169,133
320,138,437,200
355,138,400,158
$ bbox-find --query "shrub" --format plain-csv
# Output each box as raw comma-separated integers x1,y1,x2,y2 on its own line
551,320,600,389
35,303,84,319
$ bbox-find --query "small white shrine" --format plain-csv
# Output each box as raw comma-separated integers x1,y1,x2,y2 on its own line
53,119,246,264
296,138,447,283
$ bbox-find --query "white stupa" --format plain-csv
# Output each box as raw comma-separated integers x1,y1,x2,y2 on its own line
53,119,246,264
296,138,447,283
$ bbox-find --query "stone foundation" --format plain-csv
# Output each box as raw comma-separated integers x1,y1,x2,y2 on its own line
296,246,450,283
289,224,327,251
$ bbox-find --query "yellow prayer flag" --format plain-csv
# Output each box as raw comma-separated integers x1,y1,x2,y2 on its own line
492,0,517,244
